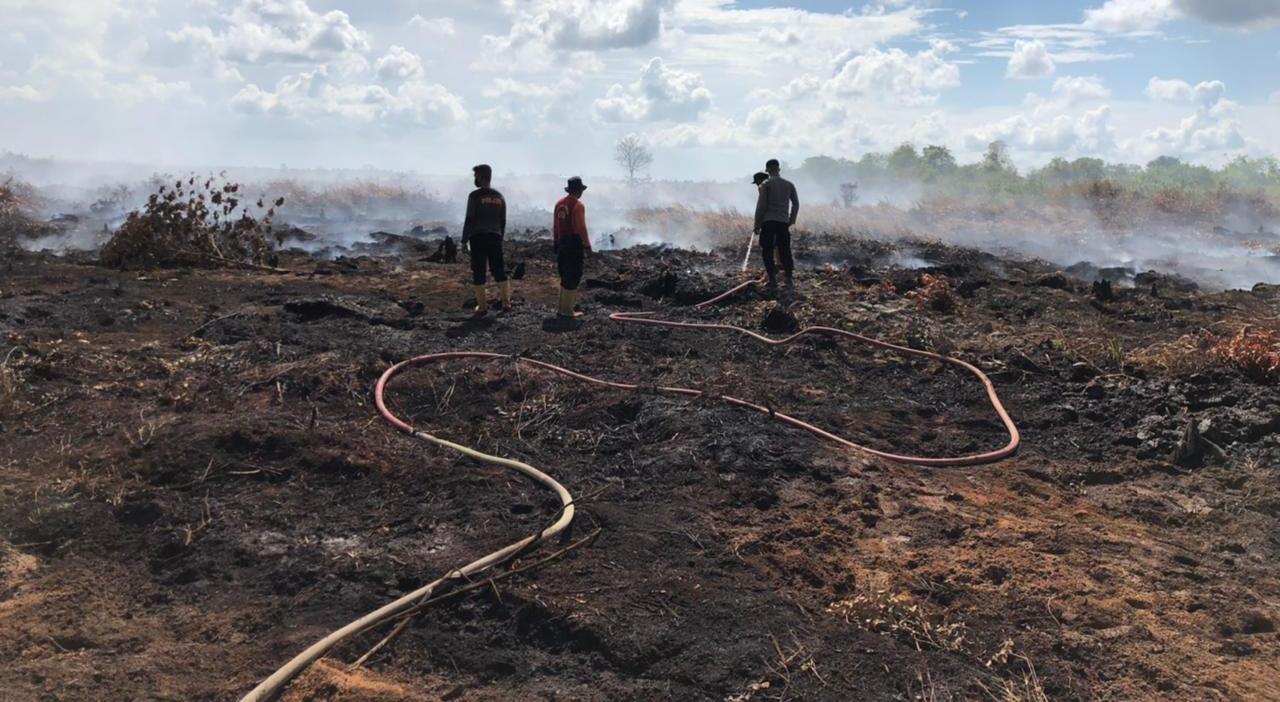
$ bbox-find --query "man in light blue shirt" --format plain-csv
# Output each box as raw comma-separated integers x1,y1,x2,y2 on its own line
753,158,799,290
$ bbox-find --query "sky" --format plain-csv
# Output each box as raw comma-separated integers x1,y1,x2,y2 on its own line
2,0,1280,180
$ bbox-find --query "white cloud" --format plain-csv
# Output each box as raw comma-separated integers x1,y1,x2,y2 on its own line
1074,105,1117,151
1080,0,1280,33
977,25,1134,68
818,103,848,128
1141,78,1244,155
1083,0,1177,33
1145,77,1225,107
649,115,743,148
486,0,673,57
1144,110,1245,153
966,111,1104,153
669,1,928,75
1,0,206,104
1172,0,1280,28
476,76,579,139
0,84,44,102
1146,76,1193,101
1006,40,1055,79
374,45,423,83
3,0,1278,177
408,15,456,36
965,93,1117,154
97,74,195,104
749,74,820,103
232,64,465,127
822,40,960,105
1053,75,1110,103
592,57,711,122
171,7,466,128
173,0,370,66
907,111,949,145
746,105,784,137
758,25,802,46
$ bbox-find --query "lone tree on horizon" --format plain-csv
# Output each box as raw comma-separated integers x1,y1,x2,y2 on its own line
614,134,654,185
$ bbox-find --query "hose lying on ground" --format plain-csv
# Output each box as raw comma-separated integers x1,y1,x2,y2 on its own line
610,275,1020,466
237,357,575,702
239,274,1020,701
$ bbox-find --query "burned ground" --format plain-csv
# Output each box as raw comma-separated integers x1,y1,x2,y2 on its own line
1,237,1278,701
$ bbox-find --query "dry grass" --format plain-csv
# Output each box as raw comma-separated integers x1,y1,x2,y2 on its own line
1124,325,1280,383
979,657,1050,702
0,176,39,220
828,591,969,653
0,349,22,419
279,659,422,702
828,590,1054,702
726,631,827,702
1126,333,1215,376
1,176,42,245
627,205,751,249
261,178,447,220
1209,326,1280,382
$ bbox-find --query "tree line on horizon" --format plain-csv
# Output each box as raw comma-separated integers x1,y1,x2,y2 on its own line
788,141,1280,198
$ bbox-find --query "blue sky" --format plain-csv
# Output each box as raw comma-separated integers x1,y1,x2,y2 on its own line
2,0,1279,179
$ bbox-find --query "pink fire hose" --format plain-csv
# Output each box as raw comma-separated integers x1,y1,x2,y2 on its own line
238,274,1019,701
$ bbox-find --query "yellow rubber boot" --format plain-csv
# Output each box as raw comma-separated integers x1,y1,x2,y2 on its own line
472,285,488,316
556,287,571,317
565,289,585,318
499,280,512,311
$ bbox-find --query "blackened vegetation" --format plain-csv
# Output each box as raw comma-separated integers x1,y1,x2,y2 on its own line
0,235,1277,702
99,173,285,269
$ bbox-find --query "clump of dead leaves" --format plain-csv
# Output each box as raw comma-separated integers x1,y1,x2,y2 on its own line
906,272,957,313
100,173,284,269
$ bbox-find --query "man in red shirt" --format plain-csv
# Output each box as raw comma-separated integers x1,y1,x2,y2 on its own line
552,176,591,318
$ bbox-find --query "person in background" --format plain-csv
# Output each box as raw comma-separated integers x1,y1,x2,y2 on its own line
461,164,509,315
426,235,457,264
553,176,591,319
744,172,769,272
753,158,799,291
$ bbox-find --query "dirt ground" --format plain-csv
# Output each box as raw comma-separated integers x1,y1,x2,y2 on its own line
1,234,1278,701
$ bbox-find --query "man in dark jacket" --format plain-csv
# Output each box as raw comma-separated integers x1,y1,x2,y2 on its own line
461,164,509,314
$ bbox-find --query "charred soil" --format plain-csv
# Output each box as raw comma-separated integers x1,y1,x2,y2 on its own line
1,238,1278,701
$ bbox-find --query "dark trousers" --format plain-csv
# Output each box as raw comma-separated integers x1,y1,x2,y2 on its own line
557,236,585,290
760,221,793,282
468,232,507,285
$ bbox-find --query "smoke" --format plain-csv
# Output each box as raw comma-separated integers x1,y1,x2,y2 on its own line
935,225,1280,290
6,154,1278,289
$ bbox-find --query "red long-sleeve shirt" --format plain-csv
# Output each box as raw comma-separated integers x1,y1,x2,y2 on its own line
553,195,591,251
